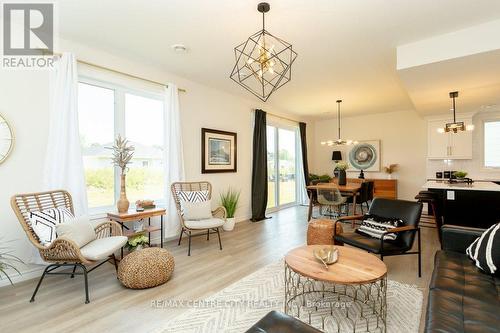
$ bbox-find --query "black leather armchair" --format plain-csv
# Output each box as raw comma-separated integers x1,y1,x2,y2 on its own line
425,225,500,333
334,198,423,277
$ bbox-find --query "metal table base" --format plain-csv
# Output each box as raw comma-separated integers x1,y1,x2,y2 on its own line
284,263,387,333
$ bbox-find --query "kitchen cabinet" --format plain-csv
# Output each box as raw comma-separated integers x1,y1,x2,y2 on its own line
427,117,473,159
424,181,500,229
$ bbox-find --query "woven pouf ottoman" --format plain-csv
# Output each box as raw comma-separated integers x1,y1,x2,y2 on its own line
118,247,175,289
307,219,344,246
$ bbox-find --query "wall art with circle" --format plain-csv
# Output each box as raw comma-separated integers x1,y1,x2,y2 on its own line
347,140,380,172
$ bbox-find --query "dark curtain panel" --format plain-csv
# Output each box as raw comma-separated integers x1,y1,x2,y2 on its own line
251,109,268,221
299,122,310,186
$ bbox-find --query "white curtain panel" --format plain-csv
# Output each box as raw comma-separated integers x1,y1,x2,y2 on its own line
163,84,185,238
296,130,309,206
44,52,88,216
33,53,88,265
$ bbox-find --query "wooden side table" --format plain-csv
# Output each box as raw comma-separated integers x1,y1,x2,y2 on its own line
107,208,166,258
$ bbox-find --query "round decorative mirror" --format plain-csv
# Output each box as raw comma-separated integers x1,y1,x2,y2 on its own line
0,113,14,164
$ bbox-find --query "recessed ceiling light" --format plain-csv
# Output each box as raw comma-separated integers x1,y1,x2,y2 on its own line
171,44,188,53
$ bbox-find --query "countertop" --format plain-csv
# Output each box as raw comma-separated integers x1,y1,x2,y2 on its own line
423,180,500,192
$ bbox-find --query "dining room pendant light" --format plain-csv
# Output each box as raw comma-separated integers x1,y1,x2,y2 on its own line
321,100,358,146
230,2,298,102
438,91,474,133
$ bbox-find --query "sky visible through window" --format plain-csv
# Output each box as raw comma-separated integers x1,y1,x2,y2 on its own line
484,121,500,168
78,83,114,146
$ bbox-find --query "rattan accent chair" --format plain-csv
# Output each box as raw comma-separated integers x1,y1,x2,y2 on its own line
11,190,125,304
171,181,226,256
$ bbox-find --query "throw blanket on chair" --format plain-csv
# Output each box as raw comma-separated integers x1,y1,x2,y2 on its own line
356,214,403,240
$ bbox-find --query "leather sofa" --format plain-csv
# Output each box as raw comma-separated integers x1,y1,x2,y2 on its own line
425,225,500,333
246,311,321,333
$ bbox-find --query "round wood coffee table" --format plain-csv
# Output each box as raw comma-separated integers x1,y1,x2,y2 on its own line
284,245,388,332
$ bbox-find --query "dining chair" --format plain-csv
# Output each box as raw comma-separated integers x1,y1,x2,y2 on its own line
316,187,347,219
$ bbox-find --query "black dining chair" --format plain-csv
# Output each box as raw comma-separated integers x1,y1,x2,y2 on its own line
346,181,373,214
334,198,423,277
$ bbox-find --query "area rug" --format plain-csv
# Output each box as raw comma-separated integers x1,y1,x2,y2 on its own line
159,261,423,333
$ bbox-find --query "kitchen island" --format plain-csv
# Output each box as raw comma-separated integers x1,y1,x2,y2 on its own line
423,180,500,228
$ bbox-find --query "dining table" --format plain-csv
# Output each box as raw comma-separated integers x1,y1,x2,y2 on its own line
306,181,362,221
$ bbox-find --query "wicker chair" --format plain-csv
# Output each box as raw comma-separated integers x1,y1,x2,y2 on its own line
11,190,126,304
171,181,226,256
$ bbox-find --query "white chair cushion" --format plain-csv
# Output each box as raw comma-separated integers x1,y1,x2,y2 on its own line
184,218,225,229
181,200,212,220
56,216,96,248
80,236,127,261
29,207,74,246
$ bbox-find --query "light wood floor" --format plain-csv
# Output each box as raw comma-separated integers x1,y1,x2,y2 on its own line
0,206,439,333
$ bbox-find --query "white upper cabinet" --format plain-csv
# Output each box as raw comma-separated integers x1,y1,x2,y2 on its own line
427,116,473,159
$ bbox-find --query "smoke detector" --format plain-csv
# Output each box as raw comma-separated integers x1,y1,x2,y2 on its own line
171,44,188,53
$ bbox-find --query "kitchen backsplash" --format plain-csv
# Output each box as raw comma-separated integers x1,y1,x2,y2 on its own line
427,159,500,180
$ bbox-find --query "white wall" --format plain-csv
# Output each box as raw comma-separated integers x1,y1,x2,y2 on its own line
312,110,427,200
0,39,311,285
0,71,51,283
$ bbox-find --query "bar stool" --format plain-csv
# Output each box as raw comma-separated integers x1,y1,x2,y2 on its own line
415,191,442,243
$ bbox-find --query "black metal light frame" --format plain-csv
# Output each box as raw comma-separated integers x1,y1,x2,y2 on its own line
445,91,465,133
230,2,297,102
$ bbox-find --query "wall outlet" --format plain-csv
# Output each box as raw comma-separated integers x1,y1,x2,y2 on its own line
446,190,455,200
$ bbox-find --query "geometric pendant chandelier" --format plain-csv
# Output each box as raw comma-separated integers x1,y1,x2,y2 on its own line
230,2,297,102
321,100,358,146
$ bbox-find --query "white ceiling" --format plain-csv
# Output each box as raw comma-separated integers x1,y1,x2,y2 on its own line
56,0,500,118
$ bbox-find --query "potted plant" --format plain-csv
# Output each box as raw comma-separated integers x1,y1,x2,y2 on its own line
0,242,24,285
335,162,349,185
453,170,468,180
383,164,399,179
220,188,240,231
108,135,134,213
125,234,149,252
308,173,332,184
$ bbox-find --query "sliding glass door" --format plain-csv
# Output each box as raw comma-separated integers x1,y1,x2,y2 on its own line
267,125,298,211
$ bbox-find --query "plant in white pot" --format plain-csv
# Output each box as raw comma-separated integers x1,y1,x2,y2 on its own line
220,188,240,231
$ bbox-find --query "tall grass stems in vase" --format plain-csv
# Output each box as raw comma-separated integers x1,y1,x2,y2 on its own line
107,135,135,213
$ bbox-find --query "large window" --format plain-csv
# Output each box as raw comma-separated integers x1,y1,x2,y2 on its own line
78,83,115,208
78,80,165,211
484,121,500,168
266,124,298,210
125,93,164,203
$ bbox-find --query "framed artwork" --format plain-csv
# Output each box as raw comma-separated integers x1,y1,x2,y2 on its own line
201,128,237,173
346,140,380,172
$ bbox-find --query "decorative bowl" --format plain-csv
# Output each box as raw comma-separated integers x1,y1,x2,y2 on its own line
313,246,339,265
